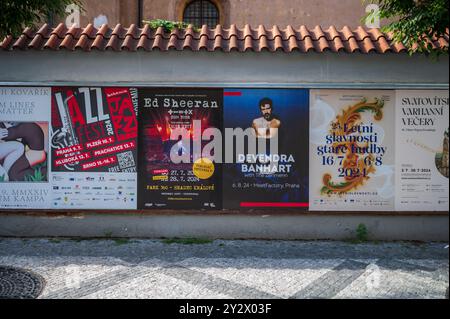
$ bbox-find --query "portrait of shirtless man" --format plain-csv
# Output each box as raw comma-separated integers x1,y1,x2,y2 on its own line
252,98,281,139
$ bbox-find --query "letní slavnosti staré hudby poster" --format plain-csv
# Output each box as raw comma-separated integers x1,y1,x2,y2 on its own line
309,90,395,211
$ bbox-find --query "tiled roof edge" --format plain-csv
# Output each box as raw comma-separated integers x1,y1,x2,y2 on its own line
1,23,448,54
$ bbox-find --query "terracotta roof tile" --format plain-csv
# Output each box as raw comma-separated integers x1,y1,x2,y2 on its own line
111,24,126,39
12,33,31,49
43,33,62,50
35,24,52,38
60,25,81,50
297,25,311,41
0,35,13,50
366,28,385,41
139,24,151,38
184,25,197,39
125,24,139,38
74,34,91,51
213,35,223,51
213,25,224,39
152,33,167,51
340,26,355,42
91,25,109,50
22,27,35,39
289,39,300,52
311,26,330,52
438,36,449,48
270,25,283,40
326,26,340,41
1,23,448,54
137,32,152,51
28,33,46,50
243,24,257,39
122,36,137,51
284,25,296,40
81,24,97,38
198,34,209,51
257,25,267,39
325,26,344,52
51,23,68,38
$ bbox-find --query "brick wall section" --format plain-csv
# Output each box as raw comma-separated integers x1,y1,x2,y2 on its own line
65,0,370,28
78,0,121,26
226,0,367,28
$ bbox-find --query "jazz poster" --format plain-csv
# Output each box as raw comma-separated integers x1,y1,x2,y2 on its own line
395,90,449,211
138,88,223,209
309,90,395,211
0,87,52,209
50,87,138,209
222,89,309,209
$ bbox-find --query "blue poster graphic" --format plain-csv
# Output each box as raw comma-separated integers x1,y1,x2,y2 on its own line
223,89,309,209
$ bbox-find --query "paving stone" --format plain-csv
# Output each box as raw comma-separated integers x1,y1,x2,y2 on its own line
0,239,447,299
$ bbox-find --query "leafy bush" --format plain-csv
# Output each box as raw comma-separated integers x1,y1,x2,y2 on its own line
356,223,369,242
364,0,449,56
0,0,84,38
143,19,199,32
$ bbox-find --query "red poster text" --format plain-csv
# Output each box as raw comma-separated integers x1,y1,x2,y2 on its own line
93,141,136,157
82,156,117,170
54,152,92,166
85,137,116,149
55,144,83,156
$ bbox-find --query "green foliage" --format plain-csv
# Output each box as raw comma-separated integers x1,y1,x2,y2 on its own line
162,238,213,245
143,19,199,32
103,231,113,238
0,174,5,182
24,163,46,182
356,223,369,242
345,223,370,244
0,0,84,39
364,0,449,56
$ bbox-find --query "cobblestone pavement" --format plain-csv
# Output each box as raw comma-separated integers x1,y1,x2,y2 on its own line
0,238,448,299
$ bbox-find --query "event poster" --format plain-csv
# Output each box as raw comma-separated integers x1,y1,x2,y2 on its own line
50,87,139,209
223,89,309,209
395,90,449,211
0,87,52,209
138,88,223,209
309,90,395,211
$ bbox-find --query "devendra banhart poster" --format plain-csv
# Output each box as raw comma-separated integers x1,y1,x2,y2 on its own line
223,89,309,209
